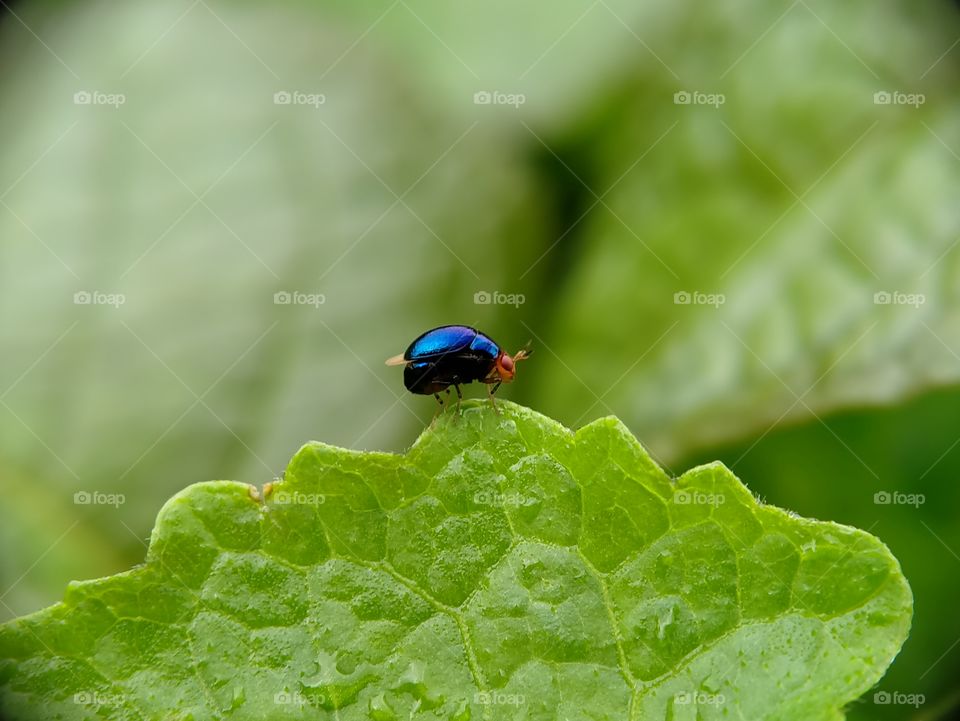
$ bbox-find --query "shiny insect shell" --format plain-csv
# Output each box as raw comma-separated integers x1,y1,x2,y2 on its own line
385,325,531,410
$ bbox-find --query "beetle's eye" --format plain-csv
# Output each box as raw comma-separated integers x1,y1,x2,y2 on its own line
500,355,515,373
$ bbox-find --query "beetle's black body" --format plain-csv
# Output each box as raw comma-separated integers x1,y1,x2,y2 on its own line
404,354,490,395
401,325,500,394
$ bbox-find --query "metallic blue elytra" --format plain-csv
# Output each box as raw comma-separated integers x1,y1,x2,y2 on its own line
405,325,497,362
385,325,532,411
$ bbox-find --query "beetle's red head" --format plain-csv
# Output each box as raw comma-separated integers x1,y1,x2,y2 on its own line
495,346,531,382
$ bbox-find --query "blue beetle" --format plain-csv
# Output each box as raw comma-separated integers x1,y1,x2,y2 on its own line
386,325,531,411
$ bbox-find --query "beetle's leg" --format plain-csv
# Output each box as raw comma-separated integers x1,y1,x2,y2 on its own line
421,393,443,427
454,383,463,416
490,380,502,396
487,383,500,414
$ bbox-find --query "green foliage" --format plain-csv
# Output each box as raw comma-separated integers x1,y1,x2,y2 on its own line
0,403,911,720
0,0,543,608
0,0,954,717
525,1,960,457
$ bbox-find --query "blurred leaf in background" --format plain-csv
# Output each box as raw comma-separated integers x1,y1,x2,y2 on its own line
0,0,958,719
530,2,960,460
0,0,544,616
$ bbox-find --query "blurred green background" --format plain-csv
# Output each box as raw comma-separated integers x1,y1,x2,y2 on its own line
1,1,958,718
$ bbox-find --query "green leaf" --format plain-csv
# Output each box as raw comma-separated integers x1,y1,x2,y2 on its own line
685,386,960,721
0,402,911,720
